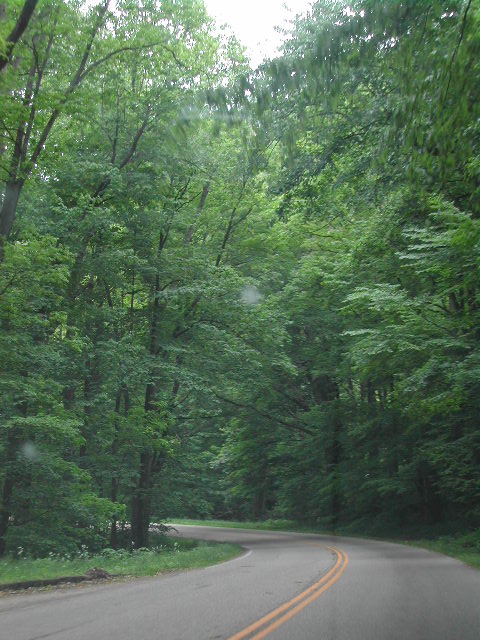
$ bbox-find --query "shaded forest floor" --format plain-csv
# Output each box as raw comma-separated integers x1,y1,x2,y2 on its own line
168,519,480,570
0,536,241,590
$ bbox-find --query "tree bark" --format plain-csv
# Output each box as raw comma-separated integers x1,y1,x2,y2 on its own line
131,450,154,548
131,222,167,548
0,180,23,239
109,389,122,549
330,413,341,530
131,380,156,548
0,429,18,556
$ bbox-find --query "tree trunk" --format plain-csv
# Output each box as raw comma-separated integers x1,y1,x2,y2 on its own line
109,389,122,549
131,450,153,548
330,414,341,530
0,180,23,239
0,429,18,557
307,375,342,528
130,217,169,547
131,374,157,548
253,482,267,519
110,385,130,548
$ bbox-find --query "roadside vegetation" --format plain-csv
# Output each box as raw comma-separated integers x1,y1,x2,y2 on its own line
170,520,480,570
1,0,479,566
406,533,480,570
0,536,241,587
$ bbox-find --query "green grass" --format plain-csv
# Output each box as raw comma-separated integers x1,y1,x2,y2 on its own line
401,534,480,570
4,519,476,588
168,518,480,569
0,537,242,587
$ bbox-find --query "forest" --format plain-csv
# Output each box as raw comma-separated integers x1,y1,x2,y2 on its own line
0,0,479,560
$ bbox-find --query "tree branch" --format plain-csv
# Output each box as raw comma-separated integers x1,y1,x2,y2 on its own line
0,0,39,73
212,391,314,435
443,0,472,102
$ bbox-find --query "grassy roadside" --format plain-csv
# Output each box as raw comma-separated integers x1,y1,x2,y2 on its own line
168,518,480,570
401,536,480,570
169,518,305,531
0,537,242,587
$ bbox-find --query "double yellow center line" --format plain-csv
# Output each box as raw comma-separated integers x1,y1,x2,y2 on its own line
227,546,348,640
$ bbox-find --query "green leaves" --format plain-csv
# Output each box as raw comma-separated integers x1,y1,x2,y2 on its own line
1,0,479,554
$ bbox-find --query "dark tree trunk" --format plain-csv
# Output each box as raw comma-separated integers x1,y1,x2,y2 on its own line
0,430,18,557
110,385,130,548
307,374,342,528
330,415,341,530
0,180,23,239
253,483,267,520
131,378,156,548
130,217,169,548
131,450,154,548
109,389,122,549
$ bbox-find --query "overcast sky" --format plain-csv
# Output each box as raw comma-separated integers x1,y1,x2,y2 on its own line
203,0,312,67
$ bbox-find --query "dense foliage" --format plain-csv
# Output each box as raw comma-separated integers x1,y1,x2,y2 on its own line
1,0,479,556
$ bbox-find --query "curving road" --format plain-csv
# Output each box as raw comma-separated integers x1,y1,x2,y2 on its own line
0,525,479,639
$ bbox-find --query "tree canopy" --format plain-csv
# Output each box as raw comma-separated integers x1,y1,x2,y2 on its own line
1,0,479,556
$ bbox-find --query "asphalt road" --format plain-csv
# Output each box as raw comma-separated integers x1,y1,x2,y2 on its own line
1,525,479,640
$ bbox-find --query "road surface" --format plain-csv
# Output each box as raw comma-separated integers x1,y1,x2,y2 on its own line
0,525,479,639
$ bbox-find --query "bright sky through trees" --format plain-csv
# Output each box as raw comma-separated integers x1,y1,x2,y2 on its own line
204,0,312,66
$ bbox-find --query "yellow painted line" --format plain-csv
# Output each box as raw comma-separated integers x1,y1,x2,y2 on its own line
249,550,348,640
227,546,347,640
